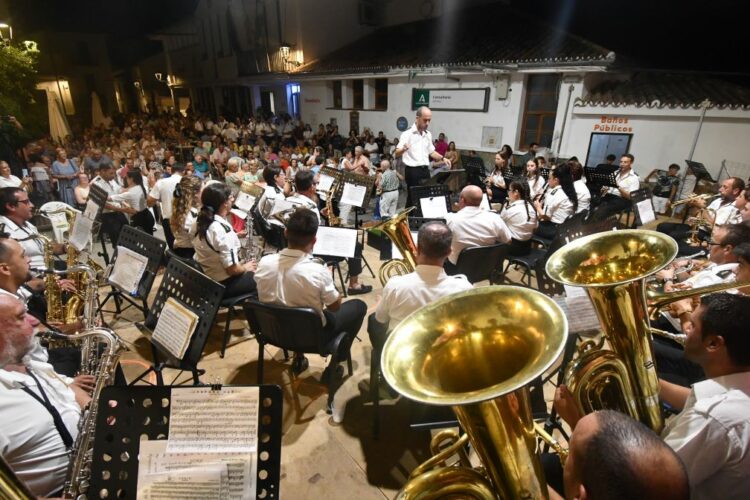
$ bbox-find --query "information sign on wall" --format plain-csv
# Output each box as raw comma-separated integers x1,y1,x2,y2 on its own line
411,88,490,112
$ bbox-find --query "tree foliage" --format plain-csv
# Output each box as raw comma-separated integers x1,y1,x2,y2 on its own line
0,44,44,147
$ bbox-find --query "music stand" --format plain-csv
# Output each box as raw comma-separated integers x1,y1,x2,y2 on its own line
410,184,451,218
630,187,654,228
130,258,225,386
461,154,486,188
87,183,112,263
684,160,714,182
88,384,282,500
540,167,552,180
584,165,618,188
98,226,167,321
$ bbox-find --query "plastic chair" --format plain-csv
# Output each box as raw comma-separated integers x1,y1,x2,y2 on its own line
244,300,355,412
451,243,510,284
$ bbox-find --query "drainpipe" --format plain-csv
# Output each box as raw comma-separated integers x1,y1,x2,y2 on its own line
555,84,575,160
677,98,711,201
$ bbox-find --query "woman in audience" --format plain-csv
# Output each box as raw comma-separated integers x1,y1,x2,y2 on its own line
525,157,546,200
486,150,510,204
191,182,257,298
224,156,244,196
193,153,210,179
171,175,203,259
51,149,80,206
502,181,539,246
533,163,578,240
73,172,90,210
110,169,154,234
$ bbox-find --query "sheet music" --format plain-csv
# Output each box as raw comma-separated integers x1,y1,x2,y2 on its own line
317,174,335,193
69,215,93,252
138,440,254,500
636,199,656,225
138,463,227,500
419,196,449,218
392,231,419,260
234,192,256,212
429,162,450,177
230,208,249,220
561,285,601,335
152,297,199,360
108,245,148,294
313,226,358,258
269,198,297,216
168,386,260,454
83,199,99,220
340,183,367,208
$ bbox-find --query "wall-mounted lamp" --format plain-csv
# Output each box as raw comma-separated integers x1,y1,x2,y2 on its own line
279,43,291,60
0,22,12,44
155,72,163,82
134,81,141,89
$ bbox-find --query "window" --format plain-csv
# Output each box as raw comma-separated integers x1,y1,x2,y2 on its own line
352,79,364,110
374,78,388,110
332,80,342,109
520,74,560,148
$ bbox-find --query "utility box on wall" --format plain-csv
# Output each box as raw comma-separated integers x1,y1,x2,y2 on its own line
495,75,510,100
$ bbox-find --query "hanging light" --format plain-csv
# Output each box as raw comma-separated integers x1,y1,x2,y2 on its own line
280,43,291,60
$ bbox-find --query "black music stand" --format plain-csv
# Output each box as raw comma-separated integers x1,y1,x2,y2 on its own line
98,226,166,321
584,165,618,188
630,187,654,228
337,171,377,279
87,183,112,264
685,160,714,182
540,166,552,180
410,184,451,218
130,258,225,386
461,155,486,188
428,168,465,187
88,384,282,500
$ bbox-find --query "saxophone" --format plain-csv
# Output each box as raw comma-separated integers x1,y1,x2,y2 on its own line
15,233,66,323
325,181,341,227
38,327,126,499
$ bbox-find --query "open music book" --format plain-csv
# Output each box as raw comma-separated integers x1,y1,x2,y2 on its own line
152,297,199,360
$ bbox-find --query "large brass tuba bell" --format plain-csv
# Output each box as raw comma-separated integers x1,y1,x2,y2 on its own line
382,286,568,499
545,229,678,432
372,207,418,286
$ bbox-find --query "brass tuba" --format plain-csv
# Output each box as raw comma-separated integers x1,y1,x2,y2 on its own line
372,207,418,286
382,286,568,499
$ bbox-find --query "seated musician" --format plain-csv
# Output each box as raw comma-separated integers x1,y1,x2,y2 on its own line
170,175,203,260
293,170,372,295
533,163,578,241
91,162,128,246
591,154,640,221
556,293,750,499
733,242,750,294
485,151,509,204
0,294,94,498
371,221,472,348
191,182,258,299
443,185,512,273
253,208,367,374
657,177,745,254
569,161,591,214
737,188,750,222
500,181,538,250
546,410,689,500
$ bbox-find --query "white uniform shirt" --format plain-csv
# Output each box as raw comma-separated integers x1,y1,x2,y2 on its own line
375,265,473,326
0,175,23,188
398,124,435,167
191,214,241,282
91,175,121,213
544,187,575,224
684,262,738,288
0,359,80,497
444,206,512,264
254,248,340,325
527,175,546,200
708,198,742,226
173,208,198,249
574,179,591,213
662,372,750,500
258,185,286,219
605,170,640,197
0,215,45,269
500,200,538,241
286,194,320,223
148,173,182,219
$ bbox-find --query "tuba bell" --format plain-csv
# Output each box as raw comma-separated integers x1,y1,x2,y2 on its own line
372,207,418,286
382,286,568,499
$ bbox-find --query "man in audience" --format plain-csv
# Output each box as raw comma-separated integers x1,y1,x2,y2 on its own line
82,148,110,178
0,294,92,498
547,410,689,500
444,185,511,272
210,141,230,177
91,162,127,246
592,153,640,220
254,208,367,375
147,162,185,249
556,293,750,499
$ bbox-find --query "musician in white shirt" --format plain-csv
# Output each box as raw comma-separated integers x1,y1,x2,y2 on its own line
570,162,591,214
147,162,185,249
525,158,546,200
501,181,538,242
91,163,127,246
444,185,512,269
170,175,203,260
594,154,640,220
533,164,578,240
395,106,451,207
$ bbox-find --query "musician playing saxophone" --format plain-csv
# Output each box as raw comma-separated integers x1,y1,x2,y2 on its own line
0,294,92,498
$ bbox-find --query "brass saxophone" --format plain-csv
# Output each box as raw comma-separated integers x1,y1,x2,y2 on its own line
38,327,126,499
325,180,341,227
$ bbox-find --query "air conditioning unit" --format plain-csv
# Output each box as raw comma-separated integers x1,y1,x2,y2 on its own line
359,0,382,27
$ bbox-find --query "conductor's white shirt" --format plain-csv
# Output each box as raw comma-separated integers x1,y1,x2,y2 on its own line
574,179,591,213
500,200,538,241
254,248,340,325
0,359,80,498
662,372,750,500
375,264,473,327
709,198,742,226
605,170,639,197
398,124,434,167
444,206,512,264
148,173,182,219
191,214,241,282
544,187,575,224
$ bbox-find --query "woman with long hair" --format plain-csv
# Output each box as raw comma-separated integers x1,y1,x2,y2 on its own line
486,150,510,204
533,163,578,240
525,158,546,200
110,169,154,233
171,175,203,259
502,180,538,243
191,183,257,298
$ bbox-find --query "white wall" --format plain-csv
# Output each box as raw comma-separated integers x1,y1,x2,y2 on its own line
299,73,525,152
561,106,750,177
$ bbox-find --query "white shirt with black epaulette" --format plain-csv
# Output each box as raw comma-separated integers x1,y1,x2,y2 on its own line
191,214,241,282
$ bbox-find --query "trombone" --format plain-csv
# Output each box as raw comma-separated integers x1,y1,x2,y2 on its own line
670,193,719,207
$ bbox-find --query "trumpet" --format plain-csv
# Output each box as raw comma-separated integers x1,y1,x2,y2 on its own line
670,193,719,207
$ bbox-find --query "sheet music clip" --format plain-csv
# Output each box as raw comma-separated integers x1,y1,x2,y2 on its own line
209,376,223,392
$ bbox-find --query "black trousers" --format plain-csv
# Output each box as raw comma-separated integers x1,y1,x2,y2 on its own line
593,194,630,220
101,212,128,246
534,220,559,241
654,336,705,387
405,165,430,207
162,218,175,249
172,246,195,259
323,299,367,346
221,272,258,299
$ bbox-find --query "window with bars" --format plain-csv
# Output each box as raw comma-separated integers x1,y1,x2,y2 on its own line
520,74,560,148
374,78,388,110
332,80,342,109
352,79,364,109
